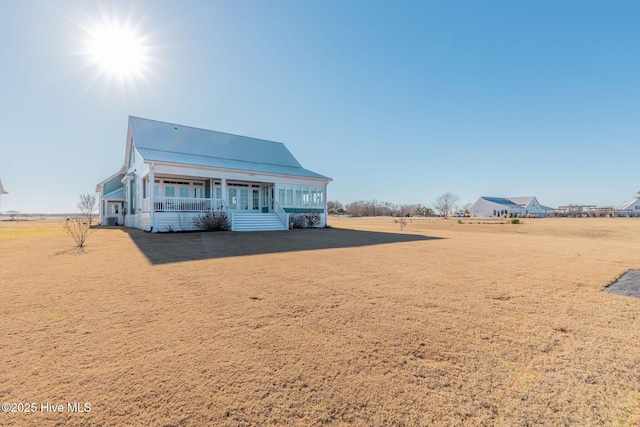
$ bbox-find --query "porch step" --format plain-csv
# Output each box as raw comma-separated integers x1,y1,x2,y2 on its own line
231,212,287,232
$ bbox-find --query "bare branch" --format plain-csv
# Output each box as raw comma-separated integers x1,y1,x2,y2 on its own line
63,218,94,251
76,192,98,226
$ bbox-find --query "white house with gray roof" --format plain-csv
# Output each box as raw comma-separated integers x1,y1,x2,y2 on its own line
469,196,554,218
96,117,332,232
614,198,640,217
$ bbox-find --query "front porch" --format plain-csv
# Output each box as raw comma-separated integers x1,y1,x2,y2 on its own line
139,195,289,232
126,173,326,232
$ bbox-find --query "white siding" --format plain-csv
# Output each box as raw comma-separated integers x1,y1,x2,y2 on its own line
126,147,149,216
155,212,201,232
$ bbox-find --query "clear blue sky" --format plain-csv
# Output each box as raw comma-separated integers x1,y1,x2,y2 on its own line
1,0,639,213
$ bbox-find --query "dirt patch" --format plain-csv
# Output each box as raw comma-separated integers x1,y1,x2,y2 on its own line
1,217,640,425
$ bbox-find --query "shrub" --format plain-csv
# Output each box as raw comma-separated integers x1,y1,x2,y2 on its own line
193,210,230,231
63,218,94,251
291,213,322,228
291,214,308,228
510,219,520,224
306,213,321,227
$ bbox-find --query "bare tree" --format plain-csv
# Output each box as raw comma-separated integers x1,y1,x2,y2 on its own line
398,216,408,230
63,218,93,251
327,200,345,215
77,192,98,226
435,192,459,218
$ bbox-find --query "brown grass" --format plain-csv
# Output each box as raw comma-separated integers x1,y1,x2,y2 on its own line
2,217,640,426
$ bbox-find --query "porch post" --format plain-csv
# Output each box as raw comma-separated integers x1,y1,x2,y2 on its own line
149,163,155,232
209,178,214,209
221,178,227,207
98,184,104,225
323,183,328,227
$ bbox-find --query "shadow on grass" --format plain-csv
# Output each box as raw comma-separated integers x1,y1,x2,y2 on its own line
116,227,444,264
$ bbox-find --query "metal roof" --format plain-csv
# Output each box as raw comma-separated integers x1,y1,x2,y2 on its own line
137,148,328,179
481,197,522,207
129,117,330,180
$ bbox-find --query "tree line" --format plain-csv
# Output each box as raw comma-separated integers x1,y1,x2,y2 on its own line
328,192,461,218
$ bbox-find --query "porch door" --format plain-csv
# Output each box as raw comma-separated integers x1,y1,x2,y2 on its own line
229,187,260,211
261,185,272,213
251,188,260,211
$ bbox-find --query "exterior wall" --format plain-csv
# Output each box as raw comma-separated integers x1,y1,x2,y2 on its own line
154,212,203,232
124,213,151,231
520,198,548,217
123,148,149,217
470,199,523,218
470,199,500,218
103,174,125,194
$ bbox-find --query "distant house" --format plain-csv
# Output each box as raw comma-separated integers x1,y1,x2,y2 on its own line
469,196,554,218
614,198,640,217
96,117,332,232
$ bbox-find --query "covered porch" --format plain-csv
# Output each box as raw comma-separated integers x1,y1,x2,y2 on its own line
137,174,291,232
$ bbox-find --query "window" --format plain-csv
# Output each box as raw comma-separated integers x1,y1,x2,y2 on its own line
303,187,310,206
164,186,176,197
215,187,222,199
310,188,317,207
194,187,203,198
278,185,285,205
286,186,293,206
179,187,189,198
294,186,302,206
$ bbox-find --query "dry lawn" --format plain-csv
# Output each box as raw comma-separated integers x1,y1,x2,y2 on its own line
1,217,640,426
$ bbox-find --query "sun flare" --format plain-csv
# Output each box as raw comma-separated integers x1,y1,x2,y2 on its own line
85,23,148,81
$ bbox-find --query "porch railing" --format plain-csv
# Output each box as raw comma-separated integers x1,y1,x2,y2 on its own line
149,197,225,212
274,200,290,229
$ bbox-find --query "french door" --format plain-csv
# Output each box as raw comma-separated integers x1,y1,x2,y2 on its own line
229,187,260,211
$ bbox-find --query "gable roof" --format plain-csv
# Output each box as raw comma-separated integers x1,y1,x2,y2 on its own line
128,117,330,180
507,196,536,207
615,198,640,210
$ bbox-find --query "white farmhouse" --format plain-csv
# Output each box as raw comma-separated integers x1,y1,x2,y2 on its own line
97,117,332,232
614,198,640,217
469,196,554,218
